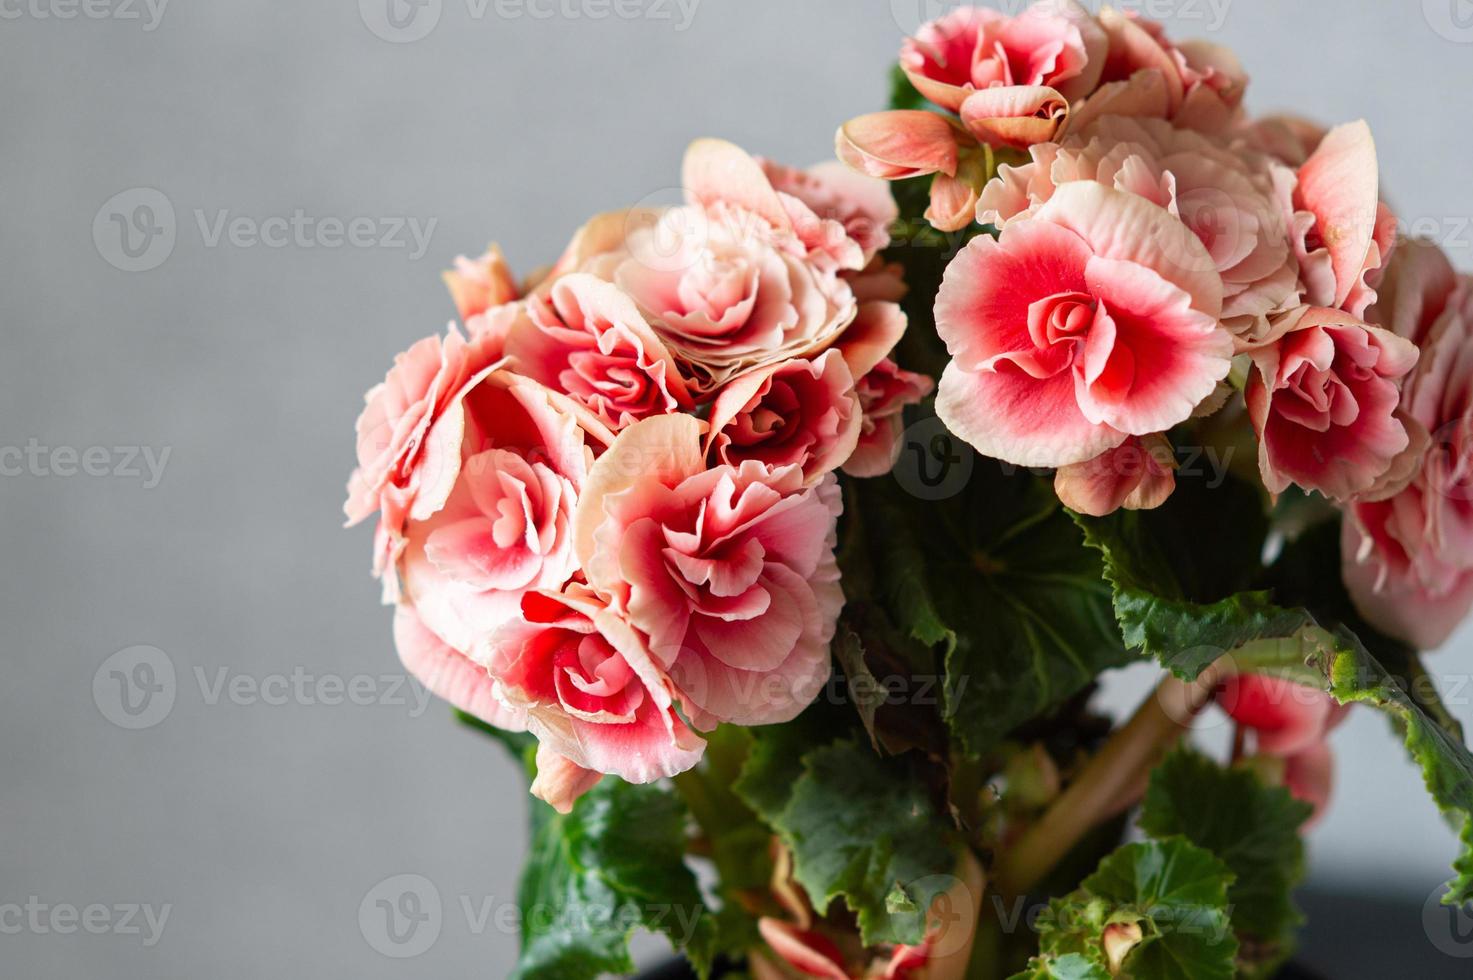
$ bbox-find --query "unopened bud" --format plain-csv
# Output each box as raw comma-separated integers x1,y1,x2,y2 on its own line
1103,921,1144,975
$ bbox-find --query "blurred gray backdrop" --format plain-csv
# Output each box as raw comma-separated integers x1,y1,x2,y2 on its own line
3,0,1473,976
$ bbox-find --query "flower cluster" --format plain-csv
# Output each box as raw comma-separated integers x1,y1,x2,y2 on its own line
840,0,1471,649
346,10,1473,979
346,140,931,812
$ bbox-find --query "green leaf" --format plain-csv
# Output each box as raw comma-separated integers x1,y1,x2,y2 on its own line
1140,750,1311,974
1323,631,1473,907
1034,839,1238,980
1009,953,1113,980
851,460,1132,757
1073,481,1473,908
831,614,946,756
736,736,956,946
512,777,715,980
1067,474,1332,680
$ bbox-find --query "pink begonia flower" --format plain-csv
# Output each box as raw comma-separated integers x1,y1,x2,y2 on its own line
1217,674,1345,757
899,2,1106,123
978,115,1301,348
934,182,1231,469
397,370,615,655
586,210,858,395
572,415,843,728
1345,271,1473,650
1082,8,1247,134
503,273,692,430
1245,307,1419,501
443,244,520,321
393,602,526,731
843,359,935,479
1290,121,1397,321
751,847,985,980
552,141,862,396
1054,433,1176,516
486,585,706,812
1217,674,1348,826
706,349,863,484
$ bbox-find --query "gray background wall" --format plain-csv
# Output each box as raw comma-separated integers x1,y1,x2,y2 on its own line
3,1,1472,976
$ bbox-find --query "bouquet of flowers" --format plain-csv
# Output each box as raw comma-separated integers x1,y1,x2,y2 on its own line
345,3,1473,976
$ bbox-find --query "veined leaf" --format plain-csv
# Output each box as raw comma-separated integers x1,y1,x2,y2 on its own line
1031,838,1238,980
1009,952,1113,980
1140,751,1311,975
1324,630,1473,907
511,775,715,980
1073,482,1473,908
736,734,956,946
852,460,1132,757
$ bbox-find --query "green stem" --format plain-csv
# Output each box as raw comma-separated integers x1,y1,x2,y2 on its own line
992,667,1224,899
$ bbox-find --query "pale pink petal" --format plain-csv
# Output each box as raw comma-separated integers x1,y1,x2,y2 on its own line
1295,121,1383,311
1034,182,1224,319
836,301,908,380
682,138,793,234
836,112,960,180
756,920,849,980
530,744,603,814
938,359,1123,468
959,86,1069,149
573,414,708,573
393,604,526,731
1055,434,1176,516
443,245,519,321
